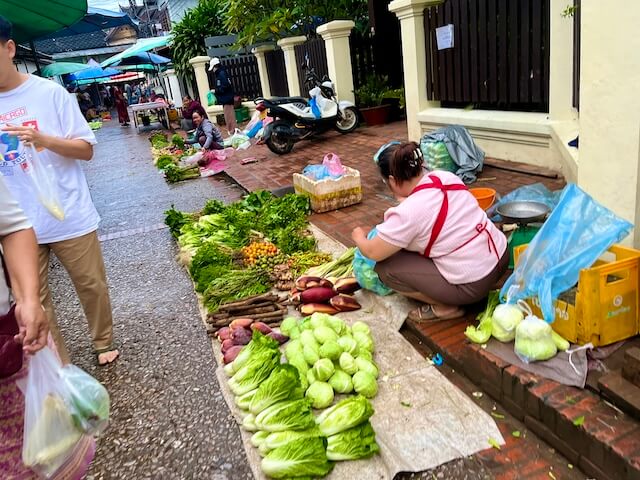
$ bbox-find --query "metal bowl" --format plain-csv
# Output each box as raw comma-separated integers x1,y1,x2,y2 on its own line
497,201,550,224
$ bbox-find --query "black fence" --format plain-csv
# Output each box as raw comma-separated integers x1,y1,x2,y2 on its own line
207,55,262,101
424,0,550,112
265,48,289,97
295,37,329,93
350,32,377,90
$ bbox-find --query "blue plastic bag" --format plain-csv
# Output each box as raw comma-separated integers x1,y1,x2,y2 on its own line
353,228,394,296
500,184,633,322
302,165,331,181
246,120,263,139
309,97,321,119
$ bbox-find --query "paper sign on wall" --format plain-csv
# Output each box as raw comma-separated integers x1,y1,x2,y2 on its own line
436,24,454,50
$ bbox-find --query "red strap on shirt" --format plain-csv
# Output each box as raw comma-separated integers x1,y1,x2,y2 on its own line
410,175,468,257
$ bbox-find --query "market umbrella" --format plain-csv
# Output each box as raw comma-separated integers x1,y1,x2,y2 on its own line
37,7,137,39
111,52,171,67
118,64,163,73
41,61,91,77
101,36,172,67
69,65,121,81
3,0,87,44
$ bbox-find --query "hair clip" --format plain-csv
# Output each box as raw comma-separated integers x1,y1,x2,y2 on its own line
373,141,401,164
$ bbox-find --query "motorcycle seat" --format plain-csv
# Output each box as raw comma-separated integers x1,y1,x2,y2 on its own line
268,97,308,105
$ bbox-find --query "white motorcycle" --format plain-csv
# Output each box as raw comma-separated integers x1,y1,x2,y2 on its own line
255,61,359,155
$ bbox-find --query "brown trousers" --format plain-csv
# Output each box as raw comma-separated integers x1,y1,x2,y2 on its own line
38,231,114,363
223,104,237,135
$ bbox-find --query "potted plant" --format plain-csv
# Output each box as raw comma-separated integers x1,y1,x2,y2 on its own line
354,75,393,126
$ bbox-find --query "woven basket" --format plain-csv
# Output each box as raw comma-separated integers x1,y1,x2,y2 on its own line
293,166,363,213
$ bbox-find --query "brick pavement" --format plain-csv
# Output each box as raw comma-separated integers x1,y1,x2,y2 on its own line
226,121,565,246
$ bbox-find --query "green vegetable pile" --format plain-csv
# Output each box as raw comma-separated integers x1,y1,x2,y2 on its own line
165,191,327,312
156,154,177,171
281,313,379,405
171,133,185,150
465,292,570,360
164,163,201,183
225,330,379,478
150,131,170,149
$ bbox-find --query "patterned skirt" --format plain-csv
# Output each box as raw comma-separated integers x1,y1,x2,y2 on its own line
0,345,95,480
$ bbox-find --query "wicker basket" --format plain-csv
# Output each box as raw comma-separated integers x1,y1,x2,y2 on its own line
293,166,363,213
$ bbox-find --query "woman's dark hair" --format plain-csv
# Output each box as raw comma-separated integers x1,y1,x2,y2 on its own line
377,141,424,183
192,110,208,120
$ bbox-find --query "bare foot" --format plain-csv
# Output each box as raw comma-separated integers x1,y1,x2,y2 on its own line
98,349,120,366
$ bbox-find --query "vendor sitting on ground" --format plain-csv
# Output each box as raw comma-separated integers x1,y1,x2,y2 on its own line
181,95,206,131
352,141,508,322
186,111,224,153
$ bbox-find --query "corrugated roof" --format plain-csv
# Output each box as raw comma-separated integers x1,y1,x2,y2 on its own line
34,31,109,55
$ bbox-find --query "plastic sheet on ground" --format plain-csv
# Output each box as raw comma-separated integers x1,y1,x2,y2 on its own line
203,227,504,479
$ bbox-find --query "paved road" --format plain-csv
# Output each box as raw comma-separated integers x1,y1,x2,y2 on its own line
46,121,252,480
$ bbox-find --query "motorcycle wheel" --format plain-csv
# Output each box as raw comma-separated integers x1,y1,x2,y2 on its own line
265,121,295,155
335,107,359,134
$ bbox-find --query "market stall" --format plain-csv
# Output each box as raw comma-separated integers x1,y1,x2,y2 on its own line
164,191,506,479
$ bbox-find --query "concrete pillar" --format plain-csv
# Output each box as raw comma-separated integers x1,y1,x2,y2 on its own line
577,1,640,246
277,36,307,97
189,55,211,109
317,20,356,104
548,0,576,121
164,68,183,108
389,0,442,142
252,44,275,99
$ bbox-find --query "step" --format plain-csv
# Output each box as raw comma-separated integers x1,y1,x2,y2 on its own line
404,317,640,480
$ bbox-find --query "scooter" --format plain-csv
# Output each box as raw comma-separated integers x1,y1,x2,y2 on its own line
255,61,359,155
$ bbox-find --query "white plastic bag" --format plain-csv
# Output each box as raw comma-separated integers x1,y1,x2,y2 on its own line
18,348,83,478
183,151,204,165
513,303,557,363
23,145,65,221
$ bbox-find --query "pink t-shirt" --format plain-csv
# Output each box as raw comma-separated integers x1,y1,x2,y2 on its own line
376,171,507,284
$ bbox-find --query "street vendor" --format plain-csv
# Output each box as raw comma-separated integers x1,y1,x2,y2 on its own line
352,141,508,322
186,111,224,152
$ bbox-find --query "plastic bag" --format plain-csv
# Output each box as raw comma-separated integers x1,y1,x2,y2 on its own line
501,184,633,322
514,303,557,363
18,347,87,478
302,164,330,181
488,183,561,220
352,228,394,296
22,145,65,221
420,140,456,173
228,129,250,149
183,151,204,165
59,364,110,435
207,91,217,106
322,153,346,178
246,120,263,139
309,96,321,119
243,111,262,134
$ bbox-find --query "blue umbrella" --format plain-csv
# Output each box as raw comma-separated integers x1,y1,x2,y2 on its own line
69,65,121,81
111,52,171,67
37,7,137,39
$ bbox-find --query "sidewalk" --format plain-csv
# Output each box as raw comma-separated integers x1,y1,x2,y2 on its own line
223,121,639,479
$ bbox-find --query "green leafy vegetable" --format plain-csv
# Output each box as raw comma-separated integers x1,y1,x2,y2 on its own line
251,430,270,448
229,330,279,376
305,381,334,409
314,326,338,345
316,395,375,436
514,316,558,362
260,436,333,479
250,364,304,415
465,290,499,344
164,163,201,183
326,421,379,461
352,371,378,398
164,206,196,239
328,369,353,394
337,336,358,356
303,345,320,366
261,428,323,453
573,415,585,426
312,359,335,382
355,357,379,378
351,321,371,335
235,388,258,411
353,332,374,353
156,154,176,170
243,413,258,432
339,352,358,375
229,347,280,396
280,317,298,336
492,304,524,342
254,399,317,432
319,340,342,361
511,431,521,438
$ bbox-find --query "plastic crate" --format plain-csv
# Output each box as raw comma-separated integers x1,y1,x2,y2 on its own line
235,106,250,123
293,167,362,213
513,244,640,346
